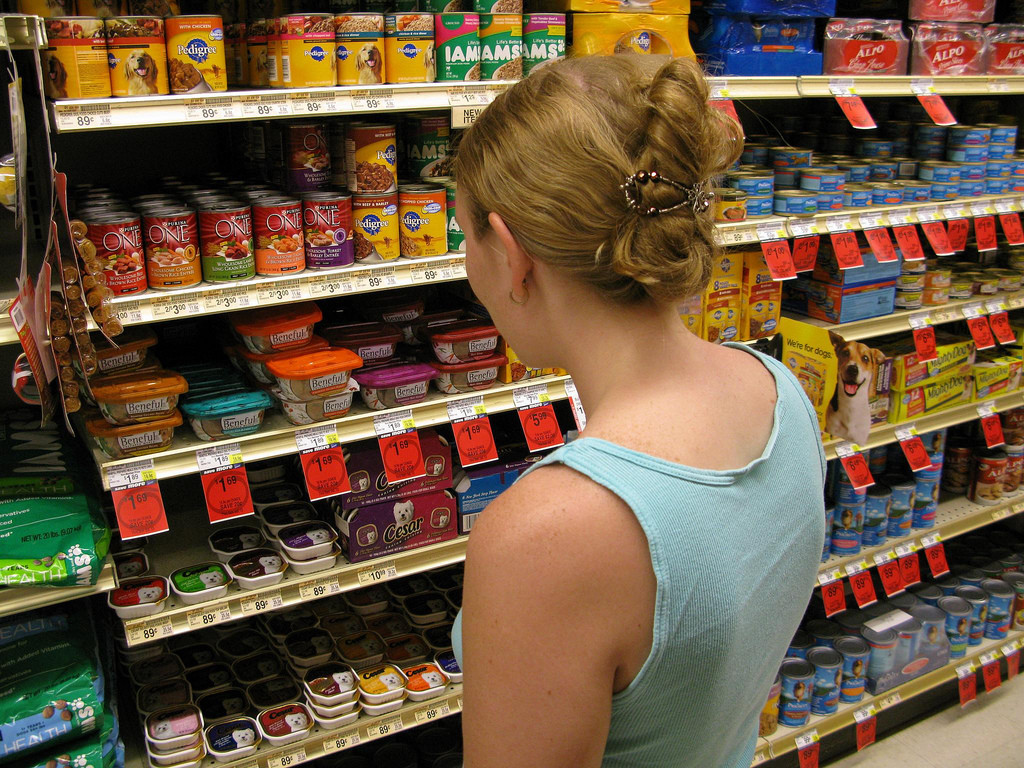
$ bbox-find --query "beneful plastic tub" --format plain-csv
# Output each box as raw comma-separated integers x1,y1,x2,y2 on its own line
427,320,500,364
353,363,436,410
320,321,404,366
93,326,158,374
87,410,182,459
238,335,330,384
430,354,507,394
277,381,359,425
181,389,276,441
232,302,323,354
91,368,189,425
266,347,363,401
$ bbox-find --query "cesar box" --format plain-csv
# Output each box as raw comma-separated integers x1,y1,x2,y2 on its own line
333,490,458,563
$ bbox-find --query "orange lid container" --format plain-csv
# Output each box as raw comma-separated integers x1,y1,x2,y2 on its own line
93,327,158,374
237,335,331,364
90,368,189,403
231,303,323,339
266,348,364,380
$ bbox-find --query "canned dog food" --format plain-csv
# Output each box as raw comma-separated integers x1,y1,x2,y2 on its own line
247,19,269,87
774,168,799,189
947,145,989,163
986,178,1011,194
938,595,971,658
166,15,228,93
960,162,987,180
253,198,305,275
728,171,773,197
142,208,202,290
871,182,904,205
870,161,898,181
353,193,399,261
955,585,988,646
746,195,773,218
988,159,1014,178
831,503,864,555
42,17,112,100
915,124,947,143
834,636,870,704
773,190,817,217
335,14,385,86
987,142,1015,159
948,125,991,146
843,184,873,208
86,213,146,295
198,202,256,282
862,484,891,548
286,122,331,194
398,184,447,258
712,188,747,222
405,115,451,179
837,161,871,182
759,675,781,737
807,647,842,716
302,192,354,268
278,14,335,88
969,448,1007,506
816,191,844,212
982,579,1014,639
435,13,480,80
522,13,563,76
105,16,169,96
770,147,813,168
858,139,893,158
893,157,918,178
346,123,397,194
930,181,960,200
479,13,522,80
741,145,769,165
980,123,1017,144
266,17,282,87
384,13,435,84
445,180,463,252
799,168,845,192
778,659,814,727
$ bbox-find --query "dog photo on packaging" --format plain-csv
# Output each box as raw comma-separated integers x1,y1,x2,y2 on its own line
826,330,886,446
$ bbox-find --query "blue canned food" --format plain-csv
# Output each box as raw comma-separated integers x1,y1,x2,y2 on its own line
774,190,818,216
839,162,871,182
936,575,960,595
807,647,843,716
859,139,894,158
985,178,1010,195
930,181,960,200
918,161,961,182
868,446,889,477
947,146,990,163
863,484,891,548
982,579,1013,639
947,125,991,146
894,158,918,178
831,503,864,555
816,191,844,212
988,160,1013,178
834,636,870,704
961,179,985,196
887,507,913,537
915,143,947,160
872,184,904,205
843,186,872,208
915,125,948,143
861,627,898,678
835,472,867,505
912,476,939,529
909,585,944,608
919,428,946,454
955,585,988,645
939,595,971,658
987,125,1017,144
987,143,1015,160
788,629,813,659
778,659,814,727
1012,180,1024,193
1014,160,1024,177
898,181,932,203
800,169,846,192
729,173,774,196
960,162,987,180
893,618,923,670
892,139,910,156
806,619,841,649
741,145,769,165
959,570,985,588
917,451,943,480
910,604,947,647
823,506,834,563
883,473,915,508
771,147,813,168
746,195,773,218
870,161,898,181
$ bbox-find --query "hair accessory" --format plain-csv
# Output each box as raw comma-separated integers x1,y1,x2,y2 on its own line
621,170,712,216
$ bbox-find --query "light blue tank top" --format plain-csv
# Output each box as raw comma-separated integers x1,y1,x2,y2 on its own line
452,344,826,767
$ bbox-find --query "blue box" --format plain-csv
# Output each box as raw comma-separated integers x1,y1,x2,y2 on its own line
784,277,897,323
454,458,537,534
813,246,903,287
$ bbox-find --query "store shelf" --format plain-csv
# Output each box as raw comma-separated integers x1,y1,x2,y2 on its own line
756,630,1024,764
93,375,570,489
1,14,46,50
120,534,467,647
0,556,116,618
797,75,1024,98
50,81,513,132
822,388,1024,460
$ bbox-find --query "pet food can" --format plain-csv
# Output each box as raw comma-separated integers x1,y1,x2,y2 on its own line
831,503,864,556
954,585,989,646
969,448,1007,506
833,636,870,704
728,172,774,197
278,14,335,88
871,182,904,205
868,446,888,477
861,627,898,678
759,674,781,737
712,189,747,223
384,13,435,84
247,19,269,87
198,202,256,283
935,575,961,595
142,208,202,290
986,178,1011,194
346,123,397,194
948,278,973,300
893,617,923,669
987,159,1014,179
741,145,769,165
165,15,228,93
960,179,986,195
18,0,74,16
862,483,891,548
982,579,1013,639
435,13,480,81
778,659,814,727
352,193,399,261
870,161,898,182
895,288,923,309
1002,572,1024,630
405,114,451,179
834,471,867,506
1002,444,1023,495
253,198,306,276
858,139,893,158
987,143,1015,160
909,605,947,650
265,17,282,87
444,181,463,252
915,124,947,143
41,17,112,100
914,142,945,160
838,161,871,182
774,168,799,189
770,147,813,168
478,13,522,81
522,13,564,76
773,190,817,217
816,191,844,212
960,162,987,180
746,195,773,218
910,584,943,607
788,630,813,659
334,14,384,85
286,122,331,194
898,273,926,291
843,183,872,208
806,648,842,716
938,596,971,658
105,16,170,97
897,180,932,203
806,619,841,649
86,213,147,295
929,180,960,200
948,125,991,146
980,124,1017,144
398,183,447,258
923,285,949,305
893,157,918,178
947,145,989,163
799,168,846,192
918,161,961,183
302,192,354,268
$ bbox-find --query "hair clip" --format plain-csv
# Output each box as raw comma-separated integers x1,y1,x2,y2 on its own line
621,170,712,217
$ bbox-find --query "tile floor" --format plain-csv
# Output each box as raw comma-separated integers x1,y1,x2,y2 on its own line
825,676,1024,767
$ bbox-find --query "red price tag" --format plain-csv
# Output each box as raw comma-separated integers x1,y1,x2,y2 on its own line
839,452,874,491
378,430,426,484
760,239,797,280
967,316,996,350
916,93,957,125
976,215,998,252
999,212,1024,245
792,235,820,272
201,466,254,524
892,225,925,261
797,741,820,768
920,220,954,256
899,553,921,586
959,670,977,706
947,218,969,251
822,578,847,617
983,661,1002,692
850,570,878,607
830,231,864,269
912,325,938,362
877,559,904,596
299,446,351,501
899,435,934,472
835,95,876,129
709,98,742,131
1007,650,1020,679
856,716,877,751
981,413,1005,448
925,542,950,577
518,403,564,453
863,227,898,263
988,311,1017,345
112,482,169,540
452,415,499,467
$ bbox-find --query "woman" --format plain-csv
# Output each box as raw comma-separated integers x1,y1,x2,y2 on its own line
451,55,825,767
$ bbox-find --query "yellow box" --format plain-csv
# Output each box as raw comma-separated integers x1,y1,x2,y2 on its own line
708,251,743,293
888,370,974,423
702,288,741,344
570,13,694,59
972,354,1023,400
880,335,976,390
678,294,702,337
497,340,558,383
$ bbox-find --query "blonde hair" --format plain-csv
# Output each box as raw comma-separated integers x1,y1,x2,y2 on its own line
453,55,743,304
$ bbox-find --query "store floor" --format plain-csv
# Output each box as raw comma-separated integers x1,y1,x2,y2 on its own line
825,676,1024,767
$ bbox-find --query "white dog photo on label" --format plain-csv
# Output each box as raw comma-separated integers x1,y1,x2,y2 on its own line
393,500,415,525
826,331,885,447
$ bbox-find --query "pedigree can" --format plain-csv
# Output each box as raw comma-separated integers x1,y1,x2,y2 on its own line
142,208,202,290
302,192,354,268
198,202,256,282
166,15,228,93
247,19,269,86
353,193,399,262
279,14,336,88
286,122,331,194
253,198,306,275
479,13,522,80
384,13,435,84
405,114,451,179
42,17,112,100
398,183,447,258
335,13,385,86
86,213,147,295
435,13,480,80
346,123,398,194
522,13,564,75
105,16,170,97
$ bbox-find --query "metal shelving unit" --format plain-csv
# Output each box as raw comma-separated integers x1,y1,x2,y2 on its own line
0,556,116,618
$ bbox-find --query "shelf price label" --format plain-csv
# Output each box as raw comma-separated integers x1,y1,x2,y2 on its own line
184,96,235,122
912,87,957,126
896,542,922,586
981,652,1002,692
895,425,933,473
751,748,771,766
186,603,233,630
351,88,396,111
203,285,254,312
114,299,145,325
289,91,337,115
447,396,498,468
414,701,451,723
758,230,797,280
365,715,403,740
909,314,938,363
795,729,820,768
256,279,309,304
963,305,996,351
830,231,864,270
268,747,307,768
987,309,1017,346
55,103,113,130
126,616,175,645
239,94,289,118
197,443,254,524
240,589,284,615
975,215,999,252
873,550,905,596
829,81,876,130
819,568,846,617
107,459,169,540
978,401,1005,448
152,292,202,320
921,532,950,577
920,220,954,256
834,442,874,490
1001,642,1020,680
846,560,878,608
323,731,361,754
564,378,587,432
853,705,877,751
357,560,399,586
295,423,351,501
947,218,970,252
863,226,898,264
373,410,426,484
308,274,351,298
892,224,925,262
957,662,978,706
999,212,1024,245
513,384,564,453
791,234,821,273
299,575,342,601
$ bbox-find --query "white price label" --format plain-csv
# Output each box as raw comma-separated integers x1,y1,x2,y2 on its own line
795,730,819,749
289,91,336,115
818,568,843,586
826,215,855,233
1008,295,1024,309
126,616,174,645
114,300,144,324
299,576,342,600
365,716,403,739
152,292,202,320
962,303,987,319
256,279,309,303
267,747,307,768
564,378,587,431
357,560,399,585
450,258,467,279
352,267,399,292
917,205,940,222
943,204,969,219
957,662,976,678
908,313,931,330
239,94,289,118
873,551,898,566
980,651,1001,665
986,299,1009,314
930,307,958,324
845,561,869,577
888,209,918,225
787,219,820,237
185,97,235,121
880,691,902,708
512,383,551,409
894,425,919,441
1012,501,1024,515
55,104,112,130
1001,643,1020,658
372,409,416,438
240,589,284,615
895,542,919,557
351,88,396,111
829,78,855,96
106,459,157,490
989,78,1010,92
751,749,770,766
834,441,862,458
977,400,998,418
446,85,491,105
756,221,787,241
203,286,254,312
993,507,1011,521
910,78,934,94
971,202,995,217
921,532,943,548
412,259,456,284
308,274,348,297
323,731,360,754
196,442,243,472
295,423,340,452
709,79,730,99
853,705,877,723
414,701,452,723
447,395,486,423
186,604,233,629
859,211,887,229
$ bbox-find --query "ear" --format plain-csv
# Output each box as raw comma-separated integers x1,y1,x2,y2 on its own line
488,211,534,289
872,348,886,366
828,330,845,353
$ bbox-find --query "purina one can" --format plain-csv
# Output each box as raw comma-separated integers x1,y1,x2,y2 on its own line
302,192,354,269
